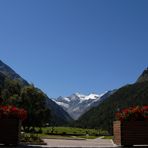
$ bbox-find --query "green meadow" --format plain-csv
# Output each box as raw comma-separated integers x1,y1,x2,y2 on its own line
24,126,110,140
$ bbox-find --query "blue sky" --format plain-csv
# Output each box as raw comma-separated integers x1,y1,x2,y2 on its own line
0,0,148,98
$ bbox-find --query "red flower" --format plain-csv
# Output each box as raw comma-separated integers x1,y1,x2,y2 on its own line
0,105,27,121
115,106,148,122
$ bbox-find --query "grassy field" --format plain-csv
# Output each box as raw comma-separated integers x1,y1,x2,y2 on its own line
29,126,110,139
22,127,112,143
37,127,108,135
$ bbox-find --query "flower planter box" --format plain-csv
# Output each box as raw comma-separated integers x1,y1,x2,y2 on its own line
0,119,21,145
113,121,148,146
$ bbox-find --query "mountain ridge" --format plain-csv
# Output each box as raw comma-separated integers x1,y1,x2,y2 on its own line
136,67,148,83
0,60,28,85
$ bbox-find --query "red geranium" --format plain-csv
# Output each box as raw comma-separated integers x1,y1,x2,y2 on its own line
115,106,148,122
0,105,27,121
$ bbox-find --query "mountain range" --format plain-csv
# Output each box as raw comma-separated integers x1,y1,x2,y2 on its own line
54,91,115,120
1,59,115,123
0,59,148,132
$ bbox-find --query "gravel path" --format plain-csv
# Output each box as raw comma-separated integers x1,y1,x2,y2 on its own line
42,138,117,147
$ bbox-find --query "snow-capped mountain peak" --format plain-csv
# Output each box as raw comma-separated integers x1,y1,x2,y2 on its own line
70,92,104,101
54,91,115,120
62,97,70,102
85,93,103,100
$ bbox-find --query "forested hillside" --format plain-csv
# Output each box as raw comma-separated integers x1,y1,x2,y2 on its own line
75,69,148,133
0,60,72,127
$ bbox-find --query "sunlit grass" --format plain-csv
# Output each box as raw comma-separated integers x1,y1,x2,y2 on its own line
35,126,108,136
29,126,109,139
